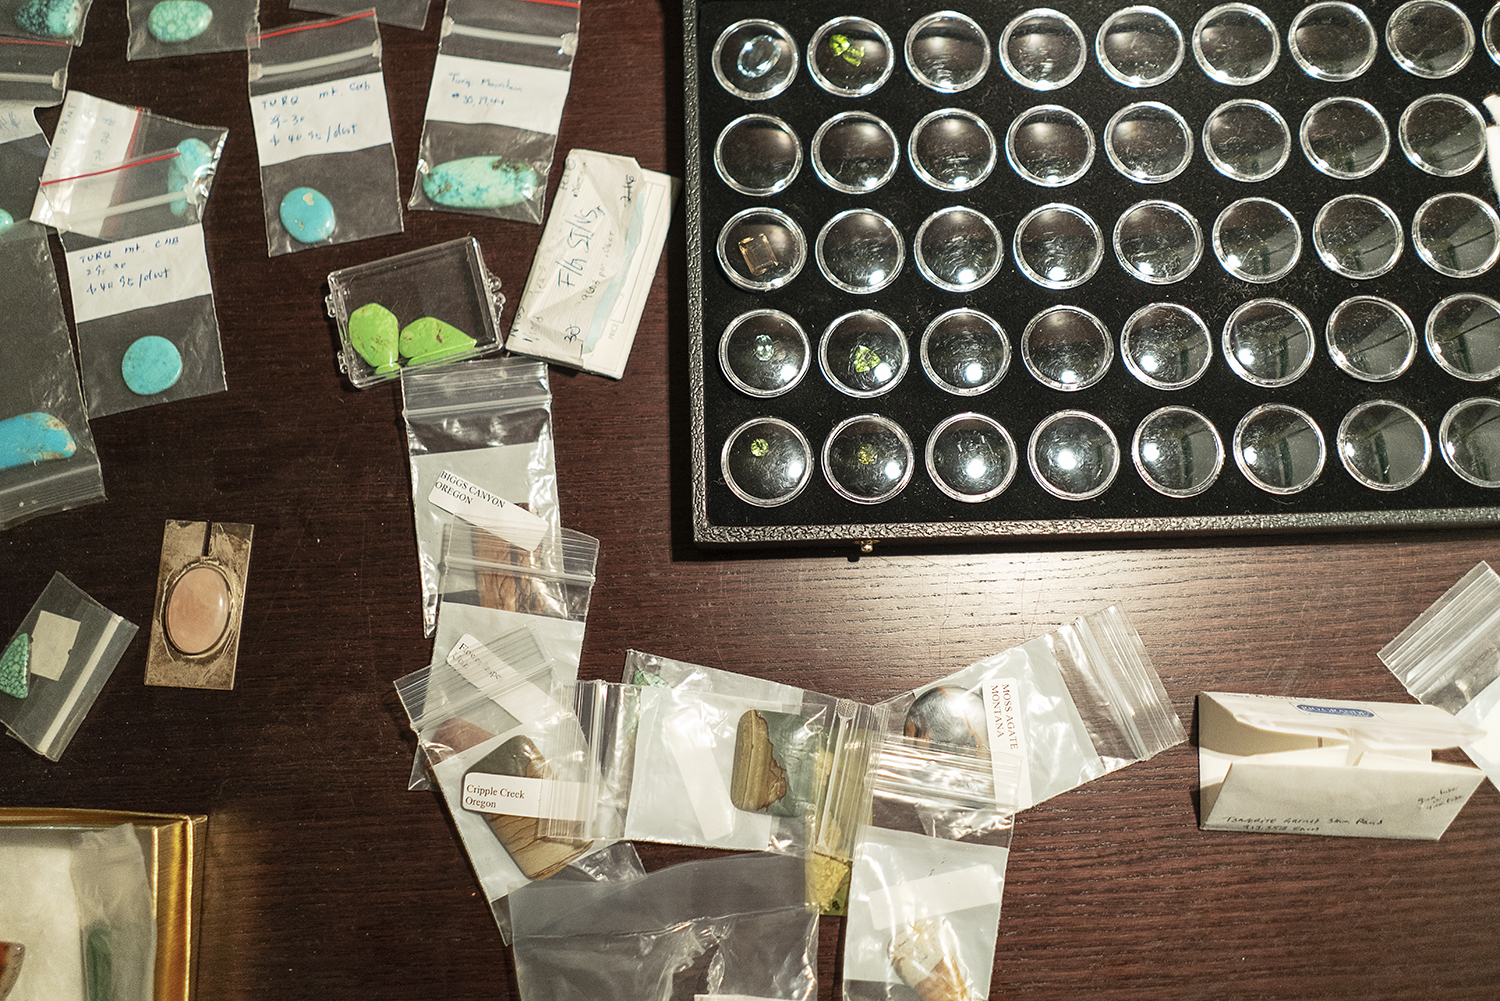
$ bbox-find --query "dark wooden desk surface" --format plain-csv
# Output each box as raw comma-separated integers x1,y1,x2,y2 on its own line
4,2,1498,998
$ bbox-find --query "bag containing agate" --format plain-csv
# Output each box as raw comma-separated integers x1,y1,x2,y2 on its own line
127,0,260,60
395,626,641,943
37,93,229,418
246,9,402,256
408,0,580,223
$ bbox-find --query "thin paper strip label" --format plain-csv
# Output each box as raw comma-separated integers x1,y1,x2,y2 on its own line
866,863,1000,931
664,708,736,840
0,101,41,143
29,611,79,681
985,680,1033,809
428,470,548,551
424,54,571,135
448,633,563,723
250,71,393,166
64,224,212,324
461,771,586,820
32,93,141,232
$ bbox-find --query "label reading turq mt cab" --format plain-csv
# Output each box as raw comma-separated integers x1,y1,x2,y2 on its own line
148,0,213,41
422,158,539,209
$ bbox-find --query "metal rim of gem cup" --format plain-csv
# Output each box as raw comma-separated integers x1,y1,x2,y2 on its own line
920,308,1009,397
1013,203,1104,290
1311,194,1403,280
1006,104,1094,187
1336,400,1431,491
719,309,811,398
818,310,909,398
1094,5,1185,88
1027,409,1120,501
1021,305,1112,391
1222,298,1315,388
1411,193,1500,279
721,416,813,507
1132,406,1225,498
1384,0,1473,80
999,8,1086,90
913,206,1003,293
1398,94,1485,177
717,207,806,292
1120,303,1212,390
1104,101,1192,183
1202,99,1291,182
1299,96,1390,180
712,19,799,101
1287,1,1377,82
1191,3,1280,85
907,108,996,192
807,16,895,98
904,11,990,93
810,111,900,194
1112,199,1204,285
1212,197,1301,284
1439,398,1500,487
714,114,802,196
821,413,914,504
815,209,904,295
1233,403,1326,495
925,411,1017,503
1424,294,1500,381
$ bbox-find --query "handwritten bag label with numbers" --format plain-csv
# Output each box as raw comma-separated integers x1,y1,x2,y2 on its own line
249,71,393,166
64,225,212,324
30,93,140,233
423,55,571,135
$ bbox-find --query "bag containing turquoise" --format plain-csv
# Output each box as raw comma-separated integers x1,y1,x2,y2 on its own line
126,0,261,60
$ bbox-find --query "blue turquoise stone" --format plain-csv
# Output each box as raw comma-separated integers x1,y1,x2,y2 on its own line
279,187,336,243
13,0,80,36
0,412,76,470
121,335,183,395
422,157,539,209
147,0,212,41
0,633,27,699
0,209,13,229
168,138,213,216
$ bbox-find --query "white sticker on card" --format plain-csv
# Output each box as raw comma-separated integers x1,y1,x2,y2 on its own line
448,633,564,723
428,470,549,551
424,54,571,135
250,71,393,166
64,224,213,324
865,864,1000,931
986,680,1033,809
461,771,586,820
29,611,80,681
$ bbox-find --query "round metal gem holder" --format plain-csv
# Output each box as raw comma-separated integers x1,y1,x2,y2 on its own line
687,1,1500,542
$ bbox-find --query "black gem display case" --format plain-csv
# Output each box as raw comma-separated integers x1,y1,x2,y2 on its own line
687,0,1500,547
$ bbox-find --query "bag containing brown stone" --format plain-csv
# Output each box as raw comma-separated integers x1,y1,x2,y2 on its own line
395,625,641,944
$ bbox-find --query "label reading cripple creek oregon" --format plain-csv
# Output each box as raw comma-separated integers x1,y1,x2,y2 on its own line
461,771,585,820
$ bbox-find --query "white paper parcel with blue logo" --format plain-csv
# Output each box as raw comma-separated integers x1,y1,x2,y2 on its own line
1197,692,1486,841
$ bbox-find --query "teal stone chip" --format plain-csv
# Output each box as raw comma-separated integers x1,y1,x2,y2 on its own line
279,187,336,244
0,208,13,229
13,0,81,37
168,138,214,215
421,157,540,210
121,336,184,396
0,412,76,470
147,0,213,42
0,633,28,699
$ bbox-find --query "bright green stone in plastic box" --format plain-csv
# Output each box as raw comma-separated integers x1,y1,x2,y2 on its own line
349,303,400,373
421,157,539,209
147,0,213,41
399,317,476,364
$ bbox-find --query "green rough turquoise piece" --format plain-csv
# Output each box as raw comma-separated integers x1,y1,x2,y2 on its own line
279,186,336,243
0,412,76,470
121,335,183,395
13,0,80,37
168,138,213,216
0,634,28,699
348,302,400,374
147,0,212,41
399,316,476,364
422,157,539,210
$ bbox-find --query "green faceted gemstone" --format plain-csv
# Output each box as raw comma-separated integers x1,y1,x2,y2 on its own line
14,0,79,36
348,302,400,373
0,633,28,699
399,317,476,364
421,157,539,209
147,0,213,41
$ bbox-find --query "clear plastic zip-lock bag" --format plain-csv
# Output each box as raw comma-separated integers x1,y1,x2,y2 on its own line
126,0,259,60
247,9,402,255
0,0,94,45
0,36,69,106
879,605,1186,811
1380,561,1500,787
37,93,229,418
409,0,581,223
294,0,430,33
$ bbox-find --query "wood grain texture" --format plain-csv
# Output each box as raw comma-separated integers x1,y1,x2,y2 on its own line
1,2,1497,999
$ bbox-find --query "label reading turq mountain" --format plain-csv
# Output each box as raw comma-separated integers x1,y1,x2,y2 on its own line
424,55,572,135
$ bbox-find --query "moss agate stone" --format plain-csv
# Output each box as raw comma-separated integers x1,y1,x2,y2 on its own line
348,303,400,373
0,412,76,470
279,186,336,244
121,335,183,395
147,0,212,41
422,157,539,209
399,316,476,364
0,633,28,699
13,0,80,36
730,709,827,817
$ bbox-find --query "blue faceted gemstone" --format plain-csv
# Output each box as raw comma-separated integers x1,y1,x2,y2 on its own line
121,335,183,396
421,157,539,209
13,0,81,37
0,412,76,470
279,186,336,243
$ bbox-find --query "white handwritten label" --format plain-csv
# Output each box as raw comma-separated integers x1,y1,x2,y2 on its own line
250,71,392,166
29,611,80,681
985,680,1033,809
32,93,141,232
427,469,548,550
64,224,212,323
424,54,571,135
866,863,1000,931
447,633,563,723
461,771,585,820
0,100,41,144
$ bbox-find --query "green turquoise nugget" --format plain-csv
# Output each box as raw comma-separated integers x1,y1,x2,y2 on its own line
399,317,476,364
422,157,539,209
348,303,400,373
147,0,213,41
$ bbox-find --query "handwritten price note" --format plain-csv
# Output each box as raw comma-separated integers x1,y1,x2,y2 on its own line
424,54,571,135
31,93,140,234
250,72,393,166
64,223,213,323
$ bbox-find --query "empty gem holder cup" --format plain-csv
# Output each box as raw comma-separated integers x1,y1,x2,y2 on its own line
145,520,253,690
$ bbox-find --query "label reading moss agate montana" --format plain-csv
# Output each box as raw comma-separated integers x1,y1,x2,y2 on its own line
249,73,392,166
63,224,212,323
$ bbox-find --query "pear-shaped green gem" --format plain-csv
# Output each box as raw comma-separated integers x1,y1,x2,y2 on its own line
399,317,476,364
348,303,401,373
0,633,29,699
